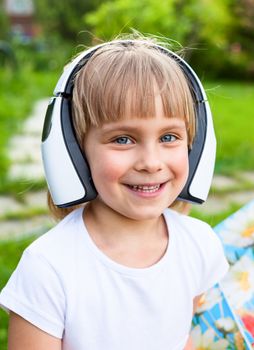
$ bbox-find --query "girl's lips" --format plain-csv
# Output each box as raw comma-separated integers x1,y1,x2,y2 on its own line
124,182,167,196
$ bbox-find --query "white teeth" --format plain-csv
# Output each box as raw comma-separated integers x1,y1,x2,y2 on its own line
129,184,161,192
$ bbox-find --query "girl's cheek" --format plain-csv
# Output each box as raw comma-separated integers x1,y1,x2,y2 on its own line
92,156,127,182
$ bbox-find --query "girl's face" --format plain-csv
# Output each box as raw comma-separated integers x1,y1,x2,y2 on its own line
84,93,189,222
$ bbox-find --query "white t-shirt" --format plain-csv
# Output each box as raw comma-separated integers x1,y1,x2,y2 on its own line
0,208,228,350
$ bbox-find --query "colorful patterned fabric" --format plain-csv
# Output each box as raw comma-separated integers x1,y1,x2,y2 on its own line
191,200,254,349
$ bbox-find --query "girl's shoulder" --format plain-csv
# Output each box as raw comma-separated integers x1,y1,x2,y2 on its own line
164,208,222,249
164,208,229,294
164,207,211,231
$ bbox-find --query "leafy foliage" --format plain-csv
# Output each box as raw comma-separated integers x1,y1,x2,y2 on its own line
0,0,9,40
35,0,103,43
84,0,232,50
84,0,254,79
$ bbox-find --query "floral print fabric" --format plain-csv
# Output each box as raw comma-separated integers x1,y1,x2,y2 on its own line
191,200,254,349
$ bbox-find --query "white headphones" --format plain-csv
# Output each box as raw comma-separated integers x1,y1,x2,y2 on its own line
41,40,216,208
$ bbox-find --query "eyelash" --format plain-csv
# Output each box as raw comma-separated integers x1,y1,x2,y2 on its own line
160,134,177,143
114,136,133,145
113,134,178,145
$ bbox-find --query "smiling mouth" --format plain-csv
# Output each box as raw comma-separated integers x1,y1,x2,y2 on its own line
127,184,162,193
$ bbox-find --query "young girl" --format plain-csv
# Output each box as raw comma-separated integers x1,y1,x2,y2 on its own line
0,36,228,350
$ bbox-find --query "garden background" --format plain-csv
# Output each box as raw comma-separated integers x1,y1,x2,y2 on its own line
0,0,254,348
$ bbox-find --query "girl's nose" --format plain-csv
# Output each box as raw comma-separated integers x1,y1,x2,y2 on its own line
134,146,163,173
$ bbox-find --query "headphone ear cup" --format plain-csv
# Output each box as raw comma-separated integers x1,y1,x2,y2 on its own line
61,98,98,204
178,102,206,203
41,97,97,207
178,100,216,203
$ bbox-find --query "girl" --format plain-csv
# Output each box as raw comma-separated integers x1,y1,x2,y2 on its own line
0,36,228,350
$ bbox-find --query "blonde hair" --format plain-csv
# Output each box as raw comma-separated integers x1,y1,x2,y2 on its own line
48,36,196,220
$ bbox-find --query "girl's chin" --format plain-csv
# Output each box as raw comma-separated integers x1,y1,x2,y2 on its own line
91,193,172,221
113,205,167,222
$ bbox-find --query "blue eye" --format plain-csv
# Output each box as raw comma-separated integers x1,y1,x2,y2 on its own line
114,136,132,144
160,134,177,143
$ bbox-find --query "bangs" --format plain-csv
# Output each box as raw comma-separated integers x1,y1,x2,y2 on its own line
72,43,196,145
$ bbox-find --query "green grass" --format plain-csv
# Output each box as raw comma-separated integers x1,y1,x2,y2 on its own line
205,81,254,174
0,235,37,350
0,207,49,221
190,202,243,227
0,66,59,193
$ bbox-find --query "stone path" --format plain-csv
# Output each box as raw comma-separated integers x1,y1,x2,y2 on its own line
8,99,47,180
200,172,254,214
0,99,53,240
0,99,254,240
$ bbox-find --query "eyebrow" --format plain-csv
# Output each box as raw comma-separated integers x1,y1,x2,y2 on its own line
100,119,187,133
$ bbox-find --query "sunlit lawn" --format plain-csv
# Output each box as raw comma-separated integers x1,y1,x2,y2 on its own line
205,81,254,174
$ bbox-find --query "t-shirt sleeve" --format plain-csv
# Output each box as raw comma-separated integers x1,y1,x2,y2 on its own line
196,224,229,295
0,248,65,338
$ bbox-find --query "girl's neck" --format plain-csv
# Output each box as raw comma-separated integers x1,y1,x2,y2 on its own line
83,200,169,268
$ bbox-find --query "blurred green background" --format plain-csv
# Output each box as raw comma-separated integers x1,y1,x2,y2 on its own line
0,0,254,348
